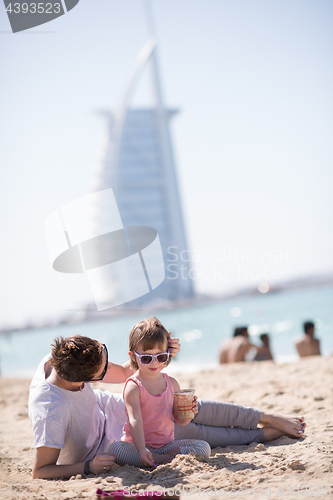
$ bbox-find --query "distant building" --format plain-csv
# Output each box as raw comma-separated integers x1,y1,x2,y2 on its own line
92,39,194,307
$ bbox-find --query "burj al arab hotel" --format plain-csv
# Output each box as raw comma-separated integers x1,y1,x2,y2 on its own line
92,34,194,308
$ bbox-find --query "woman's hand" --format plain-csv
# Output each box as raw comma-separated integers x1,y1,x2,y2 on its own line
89,454,116,474
192,395,198,415
168,333,180,358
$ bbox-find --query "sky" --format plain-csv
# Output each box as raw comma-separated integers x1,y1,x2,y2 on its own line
0,0,332,328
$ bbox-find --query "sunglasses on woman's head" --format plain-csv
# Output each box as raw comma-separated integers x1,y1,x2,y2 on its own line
134,351,170,365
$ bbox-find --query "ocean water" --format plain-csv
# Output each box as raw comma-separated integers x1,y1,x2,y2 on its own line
0,285,332,378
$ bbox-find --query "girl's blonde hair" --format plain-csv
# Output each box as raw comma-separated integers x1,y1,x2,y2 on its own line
129,316,171,370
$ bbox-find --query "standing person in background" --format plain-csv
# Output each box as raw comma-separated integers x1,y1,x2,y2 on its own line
294,321,321,358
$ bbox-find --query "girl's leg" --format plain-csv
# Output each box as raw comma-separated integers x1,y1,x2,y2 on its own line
108,442,177,467
108,441,143,467
160,439,211,460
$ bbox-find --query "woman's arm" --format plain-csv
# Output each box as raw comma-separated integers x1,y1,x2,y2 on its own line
32,447,115,479
124,381,154,467
102,360,134,384
169,376,198,426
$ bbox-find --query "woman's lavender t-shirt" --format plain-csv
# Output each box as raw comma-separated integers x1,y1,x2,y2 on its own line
28,355,126,464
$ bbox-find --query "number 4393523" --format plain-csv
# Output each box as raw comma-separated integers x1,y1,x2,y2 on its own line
5,3,61,14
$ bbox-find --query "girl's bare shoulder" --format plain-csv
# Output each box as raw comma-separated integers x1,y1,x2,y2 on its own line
167,376,180,391
124,378,141,397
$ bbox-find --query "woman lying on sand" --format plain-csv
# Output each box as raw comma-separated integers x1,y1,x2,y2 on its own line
29,324,306,479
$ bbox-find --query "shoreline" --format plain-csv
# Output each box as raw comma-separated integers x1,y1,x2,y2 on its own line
2,280,332,336
0,356,332,500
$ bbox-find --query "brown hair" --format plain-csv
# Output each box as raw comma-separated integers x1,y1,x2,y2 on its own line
129,316,171,370
51,335,103,382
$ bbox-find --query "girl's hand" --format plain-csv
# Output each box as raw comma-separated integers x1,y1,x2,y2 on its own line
168,333,180,358
139,448,154,467
89,454,116,474
192,395,198,415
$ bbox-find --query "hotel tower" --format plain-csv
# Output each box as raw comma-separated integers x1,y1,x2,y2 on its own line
92,36,194,308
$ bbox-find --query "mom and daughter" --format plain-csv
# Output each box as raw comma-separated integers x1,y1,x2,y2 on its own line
29,317,306,479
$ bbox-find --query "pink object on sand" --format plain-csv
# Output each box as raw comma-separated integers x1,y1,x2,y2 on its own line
96,489,179,499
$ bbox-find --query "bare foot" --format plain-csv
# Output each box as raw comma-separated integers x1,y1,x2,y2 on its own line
259,412,306,438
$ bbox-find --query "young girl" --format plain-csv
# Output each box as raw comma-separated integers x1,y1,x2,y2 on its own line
109,317,211,467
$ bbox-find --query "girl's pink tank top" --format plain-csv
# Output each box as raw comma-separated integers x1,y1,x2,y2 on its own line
121,373,175,448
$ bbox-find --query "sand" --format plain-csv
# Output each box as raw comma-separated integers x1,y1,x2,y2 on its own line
0,356,332,500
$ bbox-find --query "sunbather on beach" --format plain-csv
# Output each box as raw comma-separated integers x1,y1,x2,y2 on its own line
295,321,321,358
254,334,274,361
220,327,266,363
29,327,306,479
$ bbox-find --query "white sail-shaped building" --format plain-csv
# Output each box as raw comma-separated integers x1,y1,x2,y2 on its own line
92,38,194,307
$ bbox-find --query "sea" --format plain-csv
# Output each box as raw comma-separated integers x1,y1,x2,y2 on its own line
1,284,332,378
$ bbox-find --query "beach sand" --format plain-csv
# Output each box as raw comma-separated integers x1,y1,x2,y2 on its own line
0,356,332,500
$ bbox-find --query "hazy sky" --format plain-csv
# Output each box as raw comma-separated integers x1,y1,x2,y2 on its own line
1,0,332,327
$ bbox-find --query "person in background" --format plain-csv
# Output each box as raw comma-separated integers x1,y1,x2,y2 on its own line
254,333,274,361
219,327,265,363
294,321,321,358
